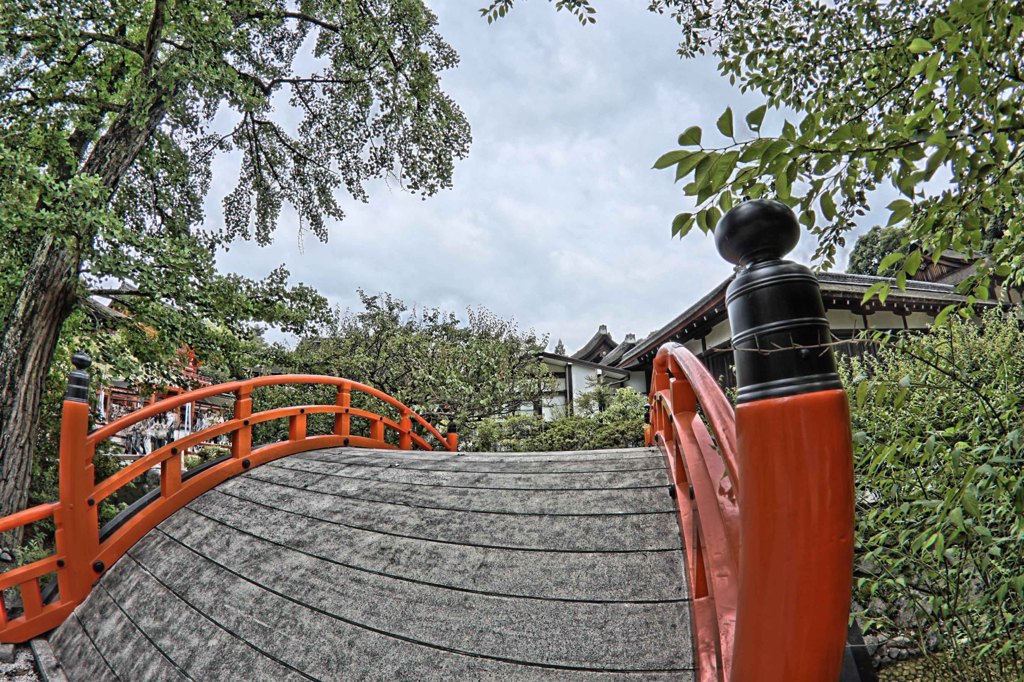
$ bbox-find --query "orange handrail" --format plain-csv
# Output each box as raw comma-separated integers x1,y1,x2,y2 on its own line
649,343,740,680
0,364,457,642
650,198,855,682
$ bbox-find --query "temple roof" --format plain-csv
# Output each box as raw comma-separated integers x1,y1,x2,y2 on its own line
615,271,972,369
571,324,618,364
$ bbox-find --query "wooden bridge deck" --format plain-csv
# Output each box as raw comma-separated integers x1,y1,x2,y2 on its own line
49,447,694,680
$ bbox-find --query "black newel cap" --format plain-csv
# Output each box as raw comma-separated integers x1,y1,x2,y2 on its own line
715,199,800,266
446,421,458,434
66,352,92,403
714,200,842,403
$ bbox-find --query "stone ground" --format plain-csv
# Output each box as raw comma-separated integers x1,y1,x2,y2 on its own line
878,653,1024,681
0,645,39,681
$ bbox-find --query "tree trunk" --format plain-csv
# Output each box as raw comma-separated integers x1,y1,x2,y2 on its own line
0,235,80,535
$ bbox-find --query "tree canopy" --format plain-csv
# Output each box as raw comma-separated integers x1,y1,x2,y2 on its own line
847,226,911,276
284,291,553,429
0,0,471,519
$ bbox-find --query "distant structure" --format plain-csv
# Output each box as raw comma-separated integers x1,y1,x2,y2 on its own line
540,257,994,415
613,272,973,391
534,329,646,419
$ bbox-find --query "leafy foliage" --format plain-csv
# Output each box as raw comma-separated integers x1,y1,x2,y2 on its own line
470,387,647,452
847,226,912,276
1,0,471,383
649,0,1024,302
845,311,1024,673
250,290,553,444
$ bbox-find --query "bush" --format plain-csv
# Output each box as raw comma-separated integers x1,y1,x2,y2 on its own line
468,387,647,452
844,310,1024,677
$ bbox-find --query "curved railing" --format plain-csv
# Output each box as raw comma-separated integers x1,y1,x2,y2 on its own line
0,360,457,642
648,343,740,680
648,198,856,682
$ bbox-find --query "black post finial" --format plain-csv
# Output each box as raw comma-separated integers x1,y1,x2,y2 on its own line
66,352,91,403
714,199,800,266
446,421,458,435
714,200,841,403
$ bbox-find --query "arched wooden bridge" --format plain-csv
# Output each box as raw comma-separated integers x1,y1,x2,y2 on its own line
0,202,870,681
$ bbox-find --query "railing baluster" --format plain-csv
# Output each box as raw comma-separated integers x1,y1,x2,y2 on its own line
334,384,351,437
398,411,412,450
19,580,42,619
232,386,252,458
289,412,307,441
370,416,384,442
161,449,182,498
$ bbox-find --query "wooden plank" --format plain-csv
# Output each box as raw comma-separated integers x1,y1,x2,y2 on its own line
134,529,693,673
268,457,671,490
177,496,688,602
101,546,309,681
217,475,682,552
291,449,667,473
45,617,115,682
245,464,678,515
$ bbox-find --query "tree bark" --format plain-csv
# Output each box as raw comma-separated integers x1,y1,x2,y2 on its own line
0,236,80,527
0,85,170,534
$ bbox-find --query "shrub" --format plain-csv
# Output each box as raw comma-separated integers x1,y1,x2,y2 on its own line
845,310,1024,677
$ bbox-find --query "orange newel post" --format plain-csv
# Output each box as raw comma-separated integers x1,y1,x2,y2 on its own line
56,353,99,604
715,201,855,682
445,422,458,451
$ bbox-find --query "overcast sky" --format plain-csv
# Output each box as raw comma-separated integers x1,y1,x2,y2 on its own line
212,3,869,353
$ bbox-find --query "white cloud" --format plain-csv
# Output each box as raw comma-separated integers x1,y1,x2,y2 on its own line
209,3,790,352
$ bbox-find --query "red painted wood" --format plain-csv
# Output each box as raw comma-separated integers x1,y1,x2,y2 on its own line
0,375,454,643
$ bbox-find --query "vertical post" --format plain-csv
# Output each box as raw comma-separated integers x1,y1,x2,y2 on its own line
289,412,307,442
334,384,351,437
445,422,458,451
398,412,412,450
369,417,385,443
232,385,252,459
161,448,182,498
714,200,854,681
56,352,99,604
643,404,652,447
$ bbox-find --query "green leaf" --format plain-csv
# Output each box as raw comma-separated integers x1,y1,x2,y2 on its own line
671,213,694,238
862,281,887,304
886,199,913,226
653,150,691,170
716,107,734,138
674,152,706,181
963,485,981,519
819,192,837,221
908,38,934,54
903,249,922,276
877,252,903,273
678,126,702,147
745,104,768,131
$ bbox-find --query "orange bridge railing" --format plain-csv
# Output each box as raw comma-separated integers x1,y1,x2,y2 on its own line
646,199,856,681
0,368,456,642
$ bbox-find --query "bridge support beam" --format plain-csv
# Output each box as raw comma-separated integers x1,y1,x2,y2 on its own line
715,200,854,682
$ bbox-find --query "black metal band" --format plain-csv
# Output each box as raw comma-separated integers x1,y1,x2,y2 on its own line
715,201,842,403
